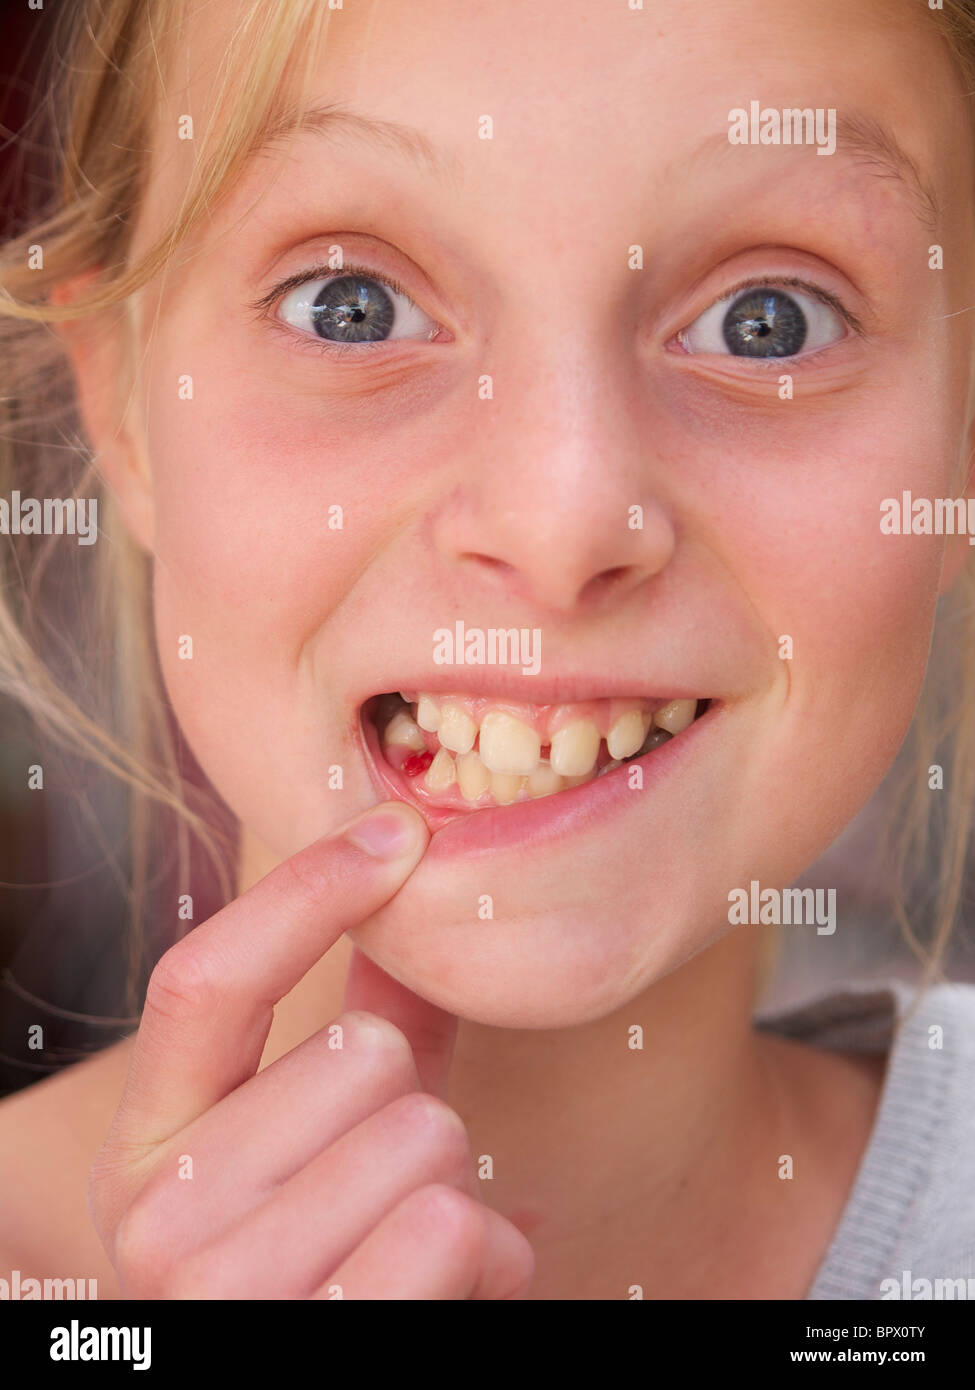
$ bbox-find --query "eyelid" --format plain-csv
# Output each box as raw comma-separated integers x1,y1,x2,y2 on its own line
690,274,865,336
246,261,427,324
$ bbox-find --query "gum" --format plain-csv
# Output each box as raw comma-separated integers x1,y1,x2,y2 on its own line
396,691,664,741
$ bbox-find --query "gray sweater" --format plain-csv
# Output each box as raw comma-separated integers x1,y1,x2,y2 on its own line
756,978,975,1300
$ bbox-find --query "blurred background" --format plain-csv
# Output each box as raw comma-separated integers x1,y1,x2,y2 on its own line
0,0,234,1097
1,0,974,1102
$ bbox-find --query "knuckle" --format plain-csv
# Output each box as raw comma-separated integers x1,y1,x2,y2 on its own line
86,1142,134,1238
159,1249,219,1300
407,1183,484,1260
280,846,333,912
143,940,215,1025
112,1193,177,1296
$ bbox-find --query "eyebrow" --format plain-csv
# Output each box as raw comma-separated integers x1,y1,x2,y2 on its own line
836,112,941,232
696,109,940,233
247,99,463,188
247,101,940,233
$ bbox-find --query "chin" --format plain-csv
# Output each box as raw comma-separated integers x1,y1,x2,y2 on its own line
347,842,738,1030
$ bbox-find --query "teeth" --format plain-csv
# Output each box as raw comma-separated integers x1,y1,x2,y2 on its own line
654,699,697,735
456,750,491,802
424,747,457,791
382,710,427,752
491,771,526,804
416,695,441,733
478,710,542,776
382,692,701,805
606,709,646,760
549,719,600,777
597,758,622,778
438,703,477,755
526,761,564,799
641,727,672,754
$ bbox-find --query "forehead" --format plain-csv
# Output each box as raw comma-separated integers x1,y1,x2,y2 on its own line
136,0,969,273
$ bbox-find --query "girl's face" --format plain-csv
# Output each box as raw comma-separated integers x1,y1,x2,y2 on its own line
119,0,974,1026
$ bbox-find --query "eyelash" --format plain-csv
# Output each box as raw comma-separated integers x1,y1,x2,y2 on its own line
690,274,864,338
249,264,864,364
248,261,430,359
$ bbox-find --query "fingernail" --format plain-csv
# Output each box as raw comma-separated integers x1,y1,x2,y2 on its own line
345,804,425,860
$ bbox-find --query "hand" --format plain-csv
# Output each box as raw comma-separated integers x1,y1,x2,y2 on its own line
87,802,535,1299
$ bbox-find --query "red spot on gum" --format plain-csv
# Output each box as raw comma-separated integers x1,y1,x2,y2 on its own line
401,751,434,778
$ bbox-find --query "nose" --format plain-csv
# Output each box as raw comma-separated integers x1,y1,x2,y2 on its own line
431,333,676,616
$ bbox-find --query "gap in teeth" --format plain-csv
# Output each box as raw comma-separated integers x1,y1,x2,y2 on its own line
377,692,705,807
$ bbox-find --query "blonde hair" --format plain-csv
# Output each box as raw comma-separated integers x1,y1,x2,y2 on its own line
0,0,973,1030
0,0,331,1017
884,2,975,994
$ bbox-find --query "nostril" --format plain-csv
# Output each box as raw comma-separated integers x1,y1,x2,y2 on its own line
459,555,641,611
596,566,632,587
460,553,516,578
580,565,639,602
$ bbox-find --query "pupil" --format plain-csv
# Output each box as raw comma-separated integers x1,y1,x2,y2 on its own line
722,289,806,357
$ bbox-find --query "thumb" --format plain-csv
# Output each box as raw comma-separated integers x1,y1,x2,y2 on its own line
343,945,458,1101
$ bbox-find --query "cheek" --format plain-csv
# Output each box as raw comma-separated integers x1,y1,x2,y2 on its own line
740,480,937,904
673,366,962,868
698,367,957,700
138,320,465,737
138,345,358,825
141,337,406,641
136,333,450,852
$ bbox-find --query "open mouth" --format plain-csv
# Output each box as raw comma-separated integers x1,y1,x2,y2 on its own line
361,690,712,815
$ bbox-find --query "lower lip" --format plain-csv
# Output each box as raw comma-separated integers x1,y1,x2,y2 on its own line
357,701,723,860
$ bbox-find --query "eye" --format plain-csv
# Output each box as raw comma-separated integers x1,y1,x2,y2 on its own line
678,281,850,359
275,268,439,347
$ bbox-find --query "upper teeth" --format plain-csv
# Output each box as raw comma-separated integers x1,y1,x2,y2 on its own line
549,718,601,777
479,711,542,775
606,709,646,760
654,700,697,735
379,692,702,805
438,703,478,754
416,694,442,732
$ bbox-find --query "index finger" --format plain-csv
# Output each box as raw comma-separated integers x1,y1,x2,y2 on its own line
107,802,429,1149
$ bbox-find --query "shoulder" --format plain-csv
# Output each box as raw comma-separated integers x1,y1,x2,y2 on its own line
760,978,975,1299
879,981,975,1290
0,1036,134,1290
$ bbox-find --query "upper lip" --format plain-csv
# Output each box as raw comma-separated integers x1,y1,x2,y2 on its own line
355,673,713,709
